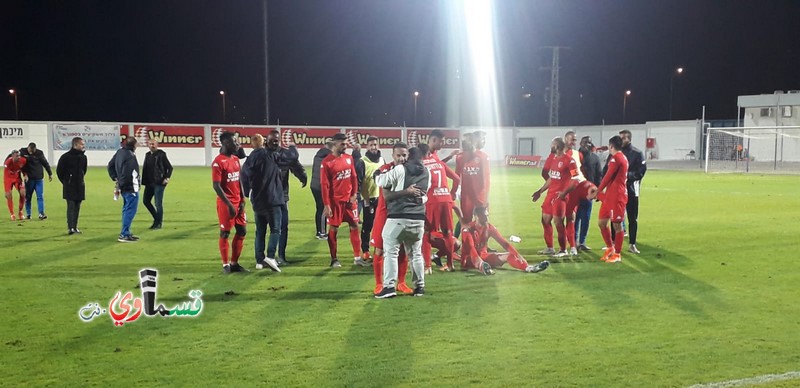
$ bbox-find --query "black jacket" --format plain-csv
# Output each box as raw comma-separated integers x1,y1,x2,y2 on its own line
276,147,307,202
310,147,332,191
56,148,88,201
19,148,52,180
241,146,299,214
579,148,602,186
351,148,366,192
620,143,647,194
142,149,173,186
108,145,140,192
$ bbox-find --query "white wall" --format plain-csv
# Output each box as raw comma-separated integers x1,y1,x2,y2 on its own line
645,120,701,160
0,122,50,158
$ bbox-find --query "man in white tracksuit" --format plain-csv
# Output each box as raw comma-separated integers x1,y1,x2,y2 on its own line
373,143,430,299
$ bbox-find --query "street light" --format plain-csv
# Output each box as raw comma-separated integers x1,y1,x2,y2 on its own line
219,90,226,123
669,67,684,120
622,90,632,123
413,91,420,126
9,89,18,120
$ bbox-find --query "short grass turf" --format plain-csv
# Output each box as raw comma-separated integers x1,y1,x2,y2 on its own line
1,167,798,386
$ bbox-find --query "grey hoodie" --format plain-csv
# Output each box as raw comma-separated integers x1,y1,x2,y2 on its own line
375,159,430,220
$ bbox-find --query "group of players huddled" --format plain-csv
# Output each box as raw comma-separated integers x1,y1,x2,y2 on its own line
209,127,644,296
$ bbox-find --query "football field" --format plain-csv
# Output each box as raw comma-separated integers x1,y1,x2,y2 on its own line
1,166,798,386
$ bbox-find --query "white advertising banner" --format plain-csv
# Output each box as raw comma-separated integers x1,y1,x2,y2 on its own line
0,124,29,139
53,124,120,151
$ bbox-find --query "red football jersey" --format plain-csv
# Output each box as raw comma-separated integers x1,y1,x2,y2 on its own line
4,156,26,182
455,150,490,205
541,153,556,181
464,222,516,256
548,154,578,193
211,154,242,203
373,162,395,224
320,153,358,206
572,180,597,201
422,153,459,204
598,152,628,201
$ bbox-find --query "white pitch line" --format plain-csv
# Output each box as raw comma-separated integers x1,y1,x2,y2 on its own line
688,371,800,388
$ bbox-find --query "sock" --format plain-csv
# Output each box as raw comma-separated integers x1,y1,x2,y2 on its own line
18,198,24,213
600,226,613,250
543,222,553,249
566,220,576,249
349,228,361,258
398,250,408,285
231,234,245,263
327,228,338,260
422,233,432,268
443,234,455,268
218,237,230,265
505,252,529,271
6,197,13,215
373,253,384,286
555,222,567,251
614,230,624,254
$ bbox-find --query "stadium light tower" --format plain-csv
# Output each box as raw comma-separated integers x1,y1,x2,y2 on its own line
669,67,684,120
413,91,420,126
9,89,18,120
219,90,226,123
622,90,632,124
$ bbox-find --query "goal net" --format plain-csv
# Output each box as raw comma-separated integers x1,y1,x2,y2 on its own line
704,126,800,174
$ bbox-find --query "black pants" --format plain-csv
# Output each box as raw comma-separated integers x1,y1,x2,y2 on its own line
311,187,325,235
66,200,82,229
360,198,378,253
279,203,289,259
143,184,165,225
626,195,639,245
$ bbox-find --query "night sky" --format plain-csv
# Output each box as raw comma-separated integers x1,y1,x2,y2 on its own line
2,0,798,126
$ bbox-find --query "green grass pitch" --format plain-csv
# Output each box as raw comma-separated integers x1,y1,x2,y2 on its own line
1,166,798,386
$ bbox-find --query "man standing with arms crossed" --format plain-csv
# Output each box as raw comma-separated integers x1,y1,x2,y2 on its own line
142,139,173,230
597,136,629,264
19,142,52,220
321,133,366,268
618,130,647,254
374,145,430,298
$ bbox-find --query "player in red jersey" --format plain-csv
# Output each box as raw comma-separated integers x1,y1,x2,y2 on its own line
369,146,412,295
596,135,629,263
563,131,587,255
4,150,27,220
420,130,461,273
532,137,579,257
536,141,559,255
461,207,550,275
452,132,489,225
321,133,363,268
212,132,248,273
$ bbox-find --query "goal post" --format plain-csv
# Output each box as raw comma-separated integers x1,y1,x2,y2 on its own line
704,126,800,174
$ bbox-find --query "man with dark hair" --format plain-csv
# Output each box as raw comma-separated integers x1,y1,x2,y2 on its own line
531,137,579,257
311,141,334,239
452,132,489,225
421,130,460,273
359,135,384,262
265,130,305,267
374,144,430,298
19,142,52,220
142,139,173,230
618,129,647,254
535,139,559,255
212,132,248,273
56,137,87,234
4,149,26,220
108,137,141,242
575,136,602,250
321,133,363,268
597,135,629,263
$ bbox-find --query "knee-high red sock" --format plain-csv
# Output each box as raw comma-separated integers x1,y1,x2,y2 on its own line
231,234,245,263
600,225,613,249
422,233,432,268
6,197,13,215
327,228,338,259
505,252,529,271
219,237,230,265
614,229,624,254
398,249,408,284
443,233,455,268
554,221,567,251
18,196,24,212
542,222,554,248
566,220,576,249
349,228,361,257
373,253,384,286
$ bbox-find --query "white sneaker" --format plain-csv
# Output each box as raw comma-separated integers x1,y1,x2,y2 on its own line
354,257,372,267
569,247,578,256
256,257,282,272
601,246,608,251
537,247,556,256
628,244,640,254
552,250,568,258
525,260,550,273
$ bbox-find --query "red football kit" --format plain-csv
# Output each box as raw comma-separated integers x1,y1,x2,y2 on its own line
422,153,459,232
541,153,556,181
546,154,578,218
4,156,26,192
598,152,629,222
320,153,359,227
454,150,490,223
212,153,245,231
461,221,531,271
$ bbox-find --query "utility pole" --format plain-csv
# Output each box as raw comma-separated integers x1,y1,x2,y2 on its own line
541,46,569,127
262,0,270,125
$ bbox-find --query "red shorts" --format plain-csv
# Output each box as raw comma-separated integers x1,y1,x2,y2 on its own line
540,192,556,215
370,212,387,250
4,179,24,193
425,201,455,232
328,200,359,227
599,198,627,222
217,200,246,231
550,196,567,218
